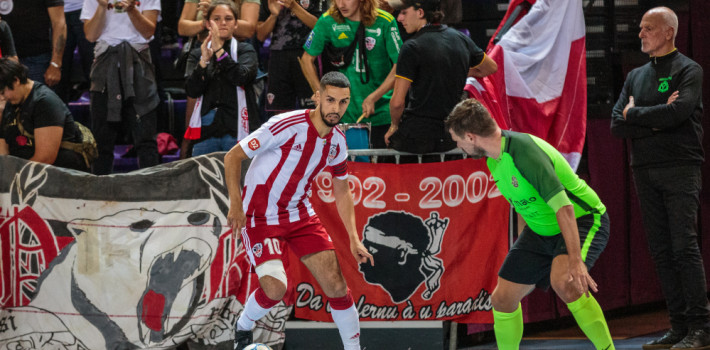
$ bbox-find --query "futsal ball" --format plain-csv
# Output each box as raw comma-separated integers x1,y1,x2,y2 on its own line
243,344,272,350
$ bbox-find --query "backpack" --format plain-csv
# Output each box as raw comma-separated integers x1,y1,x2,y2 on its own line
60,121,99,169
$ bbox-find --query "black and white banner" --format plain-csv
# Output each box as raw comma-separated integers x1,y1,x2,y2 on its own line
0,154,290,350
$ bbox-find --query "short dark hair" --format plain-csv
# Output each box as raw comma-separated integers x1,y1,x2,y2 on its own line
206,0,239,21
445,99,498,137
424,10,444,24
0,58,28,91
319,71,350,90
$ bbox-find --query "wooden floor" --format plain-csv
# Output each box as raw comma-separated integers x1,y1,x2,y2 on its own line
461,306,670,349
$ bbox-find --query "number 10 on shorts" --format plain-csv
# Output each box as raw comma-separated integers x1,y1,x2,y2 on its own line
263,238,282,255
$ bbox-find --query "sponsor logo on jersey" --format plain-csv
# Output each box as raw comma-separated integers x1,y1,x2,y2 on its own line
366,28,382,36
305,31,315,49
511,197,537,207
252,243,263,258
391,27,402,51
338,32,349,40
365,37,376,51
332,24,351,32
293,144,303,152
248,138,261,151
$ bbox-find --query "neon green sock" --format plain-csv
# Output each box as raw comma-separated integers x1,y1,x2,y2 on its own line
493,304,523,350
567,294,615,350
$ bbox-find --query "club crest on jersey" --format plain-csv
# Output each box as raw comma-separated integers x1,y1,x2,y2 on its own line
248,138,260,151
511,176,519,188
365,37,376,51
300,0,310,8
252,243,263,258
328,145,338,161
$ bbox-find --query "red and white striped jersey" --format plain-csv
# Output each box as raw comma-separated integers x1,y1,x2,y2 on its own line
238,109,349,227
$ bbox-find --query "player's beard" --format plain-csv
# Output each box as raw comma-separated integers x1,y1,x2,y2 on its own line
467,146,486,160
321,110,341,128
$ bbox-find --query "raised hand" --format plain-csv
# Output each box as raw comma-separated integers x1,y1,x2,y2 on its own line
208,19,225,50
198,0,212,16
268,0,283,16
199,31,214,66
277,0,295,10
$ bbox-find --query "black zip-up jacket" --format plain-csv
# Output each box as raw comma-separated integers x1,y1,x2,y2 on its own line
611,49,704,168
186,39,259,140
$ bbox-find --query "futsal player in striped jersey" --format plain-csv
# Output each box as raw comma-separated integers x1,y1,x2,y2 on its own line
225,71,373,350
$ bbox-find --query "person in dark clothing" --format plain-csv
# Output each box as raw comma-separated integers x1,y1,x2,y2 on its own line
184,0,259,157
0,20,17,61
256,0,326,116
611,7,709,350
3,0,66,86
82,0,162,175
0,58,87,171
56,0,96,103
384,0,496,160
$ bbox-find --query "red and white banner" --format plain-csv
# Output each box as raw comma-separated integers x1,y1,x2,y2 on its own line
465,0,587,170
288,159,509,323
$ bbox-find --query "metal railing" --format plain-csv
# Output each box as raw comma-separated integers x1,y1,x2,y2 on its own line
348,148,469,164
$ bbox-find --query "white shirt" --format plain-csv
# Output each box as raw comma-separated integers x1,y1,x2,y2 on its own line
239,109,349,227
80,0,161,46
65,0,84,13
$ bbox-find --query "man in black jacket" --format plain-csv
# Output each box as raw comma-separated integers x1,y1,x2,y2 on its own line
611,6,709,350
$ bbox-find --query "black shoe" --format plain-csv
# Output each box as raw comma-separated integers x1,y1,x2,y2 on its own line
671,329,710,349
234,329,253,350
643,328,688,349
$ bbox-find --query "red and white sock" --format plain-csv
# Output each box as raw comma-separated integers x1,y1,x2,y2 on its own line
236,288,280,331
329,290,360,350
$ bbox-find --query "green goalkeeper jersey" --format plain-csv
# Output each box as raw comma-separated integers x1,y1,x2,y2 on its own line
487,130,606,236
304,9,402,126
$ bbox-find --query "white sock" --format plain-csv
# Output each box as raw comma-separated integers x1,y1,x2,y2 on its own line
236,289,275,331
331,304,361,350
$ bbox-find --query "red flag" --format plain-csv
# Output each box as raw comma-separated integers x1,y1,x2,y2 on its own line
466,0,587,169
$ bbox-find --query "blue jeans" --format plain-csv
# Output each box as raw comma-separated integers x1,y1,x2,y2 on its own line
20,53,52,84
192,135,239,156
191,110,239,156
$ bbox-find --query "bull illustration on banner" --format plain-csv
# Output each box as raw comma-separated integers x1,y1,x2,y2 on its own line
0,156,290,350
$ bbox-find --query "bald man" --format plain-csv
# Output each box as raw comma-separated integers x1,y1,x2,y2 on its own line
611,7,709,350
